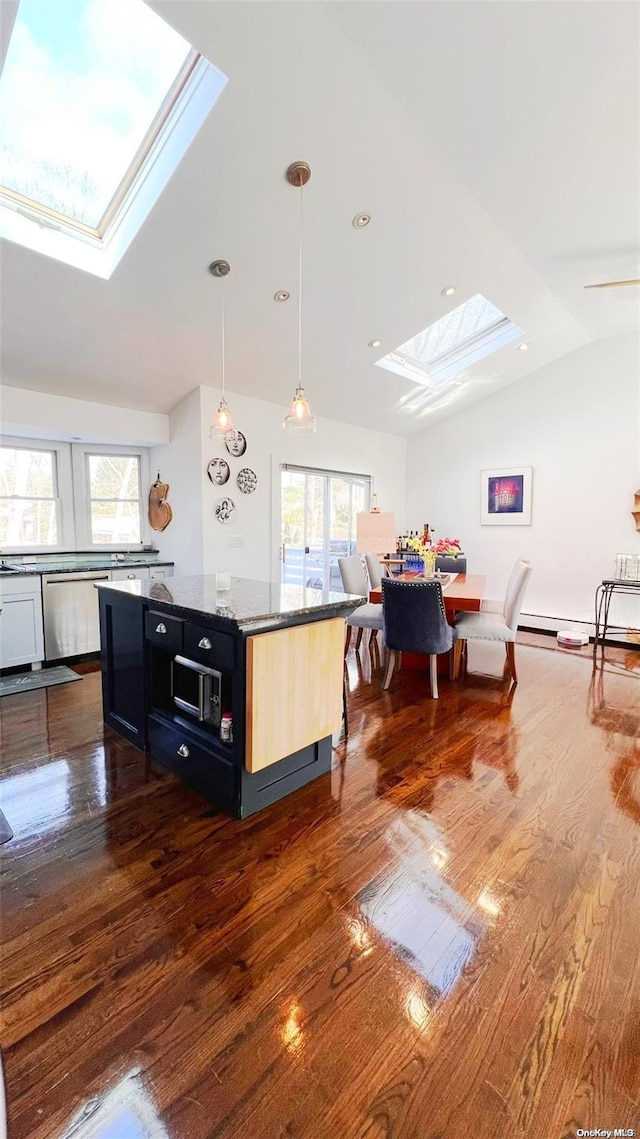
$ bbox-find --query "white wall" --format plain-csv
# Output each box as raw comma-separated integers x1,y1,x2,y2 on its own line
405,335,640,630
151,385,406,580
149,388,204,576
0,385,169,446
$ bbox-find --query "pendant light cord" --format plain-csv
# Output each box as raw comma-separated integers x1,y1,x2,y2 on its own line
221,274,226,397
298,183,303,388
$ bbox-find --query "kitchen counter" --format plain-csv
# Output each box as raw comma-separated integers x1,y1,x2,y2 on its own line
0,558,174,576
97,574,365,818
98,573,364,632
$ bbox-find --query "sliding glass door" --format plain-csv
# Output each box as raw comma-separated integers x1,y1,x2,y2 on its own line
280,466,370,591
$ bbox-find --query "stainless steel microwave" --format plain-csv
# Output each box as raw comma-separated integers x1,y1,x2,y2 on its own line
171,655,222,726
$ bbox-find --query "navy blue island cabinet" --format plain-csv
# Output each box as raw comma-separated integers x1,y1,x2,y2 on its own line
97,574,363,818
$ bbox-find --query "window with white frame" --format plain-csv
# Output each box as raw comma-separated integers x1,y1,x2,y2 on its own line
85,452,142,546
0,444,60,548
0,438,149,551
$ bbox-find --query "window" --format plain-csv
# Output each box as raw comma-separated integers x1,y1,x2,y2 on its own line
0,437,149,551
0,445,60,547
0,0,227,278
280,465,371,591
376,293,524,388
86,454,142,546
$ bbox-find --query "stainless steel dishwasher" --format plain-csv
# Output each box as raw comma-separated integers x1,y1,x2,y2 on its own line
42,571,111,659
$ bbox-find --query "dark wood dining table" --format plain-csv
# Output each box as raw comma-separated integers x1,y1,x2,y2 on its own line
368,572,487,673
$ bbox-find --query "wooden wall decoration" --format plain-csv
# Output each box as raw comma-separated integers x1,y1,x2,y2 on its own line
632,489,640,532
148,474,172,531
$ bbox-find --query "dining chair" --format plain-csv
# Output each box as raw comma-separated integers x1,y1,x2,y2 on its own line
435,555,467,574
452,558,532,682
381,577,457,698
364,552,389,591
338,554,383,653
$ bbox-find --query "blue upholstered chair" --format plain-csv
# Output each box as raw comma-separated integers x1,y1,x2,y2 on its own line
435,555,467,574
452,558,532,682
381,577,457,698
338,554,383,653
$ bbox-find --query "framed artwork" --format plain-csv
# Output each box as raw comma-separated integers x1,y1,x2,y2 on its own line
481,466,532,525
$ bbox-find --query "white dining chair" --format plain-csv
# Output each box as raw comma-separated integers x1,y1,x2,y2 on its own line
451,558,532,682
338,554,383,653
363,552,389,592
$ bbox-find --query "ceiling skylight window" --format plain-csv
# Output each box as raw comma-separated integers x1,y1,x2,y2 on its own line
376,293,524,387
0,0,227,278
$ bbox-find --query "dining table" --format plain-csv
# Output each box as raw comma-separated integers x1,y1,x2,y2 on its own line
369,572,487,672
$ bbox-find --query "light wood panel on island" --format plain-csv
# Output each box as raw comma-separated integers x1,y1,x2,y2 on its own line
246,617,344,773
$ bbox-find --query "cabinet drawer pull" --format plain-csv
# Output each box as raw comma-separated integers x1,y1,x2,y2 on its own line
127,573,136,579
198,637,212,650
155,622,167,634
177,744,190,758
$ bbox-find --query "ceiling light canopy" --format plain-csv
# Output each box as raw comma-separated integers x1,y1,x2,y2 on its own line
283,161,317,434
208,259,235,439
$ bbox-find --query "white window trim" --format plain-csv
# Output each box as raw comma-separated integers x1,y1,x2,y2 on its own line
0,435,74,553
71,443,150,551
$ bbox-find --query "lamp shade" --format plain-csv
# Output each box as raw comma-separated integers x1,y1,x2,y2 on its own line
356,511,396,554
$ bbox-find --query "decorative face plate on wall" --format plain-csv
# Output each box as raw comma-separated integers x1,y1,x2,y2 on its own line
207,457,230,485
225,429,246,457
237,467,257,494
214,497,236,524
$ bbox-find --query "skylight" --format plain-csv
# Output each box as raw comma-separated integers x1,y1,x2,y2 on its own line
376,293,524,387
0,0,227,278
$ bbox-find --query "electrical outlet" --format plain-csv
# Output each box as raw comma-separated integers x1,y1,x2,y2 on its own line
227,535,244,548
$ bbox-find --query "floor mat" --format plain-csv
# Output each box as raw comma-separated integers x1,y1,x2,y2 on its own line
0,665,82,697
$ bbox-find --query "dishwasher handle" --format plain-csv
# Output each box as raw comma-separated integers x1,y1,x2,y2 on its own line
44,574,111,584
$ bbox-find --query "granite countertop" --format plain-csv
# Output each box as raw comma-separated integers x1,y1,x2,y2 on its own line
96,573,366,631
0,558,174,577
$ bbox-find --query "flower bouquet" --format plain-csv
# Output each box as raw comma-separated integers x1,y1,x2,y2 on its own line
431,538,463,557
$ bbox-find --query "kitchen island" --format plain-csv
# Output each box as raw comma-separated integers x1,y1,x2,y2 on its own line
97,575,364,818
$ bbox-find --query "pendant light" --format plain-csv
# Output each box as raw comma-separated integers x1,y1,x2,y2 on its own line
208,259,234,439
283,162,317,433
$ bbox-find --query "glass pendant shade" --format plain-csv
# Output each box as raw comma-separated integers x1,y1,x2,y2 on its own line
209,396,234,439
283,384,317,433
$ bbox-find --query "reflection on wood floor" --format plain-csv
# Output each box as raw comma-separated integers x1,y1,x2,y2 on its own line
1,637,639,1138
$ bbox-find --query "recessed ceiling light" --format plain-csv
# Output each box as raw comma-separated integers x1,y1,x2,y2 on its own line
517,342,529,352
368,338,382,348
352,213,371,229
441,286,456,297
274,290,290,302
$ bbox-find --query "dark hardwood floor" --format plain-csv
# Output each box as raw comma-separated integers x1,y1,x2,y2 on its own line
1,639,638,1138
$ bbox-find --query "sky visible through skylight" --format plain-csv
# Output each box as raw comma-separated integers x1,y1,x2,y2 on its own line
0,0,192,228
399,293,507,368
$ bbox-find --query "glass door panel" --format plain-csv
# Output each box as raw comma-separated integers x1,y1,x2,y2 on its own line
281,468,370,591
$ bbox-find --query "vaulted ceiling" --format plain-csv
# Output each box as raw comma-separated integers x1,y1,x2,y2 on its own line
1,0,638,435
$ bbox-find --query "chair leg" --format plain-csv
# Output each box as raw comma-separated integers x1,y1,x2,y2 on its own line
506,641,518,683
355,628,364,651
451,638,463,680
382,649,397,690
344,625,352,656
429,654,439,699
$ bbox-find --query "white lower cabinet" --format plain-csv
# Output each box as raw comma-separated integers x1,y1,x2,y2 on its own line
149,565,173,580
0,576,44,669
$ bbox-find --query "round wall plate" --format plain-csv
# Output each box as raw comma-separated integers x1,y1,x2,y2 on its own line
207,457,230,485
237,468,257,494
225,429,246,457
214,497,236,523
